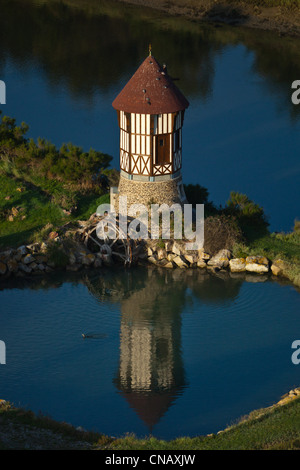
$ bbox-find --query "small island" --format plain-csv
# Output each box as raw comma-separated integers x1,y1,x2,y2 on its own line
0,0,299,452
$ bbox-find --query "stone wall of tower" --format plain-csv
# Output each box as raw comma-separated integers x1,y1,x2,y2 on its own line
112,174,187,213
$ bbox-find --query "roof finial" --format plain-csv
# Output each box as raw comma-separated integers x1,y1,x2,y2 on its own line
149,43,152,56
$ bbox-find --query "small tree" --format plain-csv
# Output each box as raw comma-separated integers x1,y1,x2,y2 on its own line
225,191,269,241
184,183,217,215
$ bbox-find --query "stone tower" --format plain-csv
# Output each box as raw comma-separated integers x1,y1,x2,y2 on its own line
111,52,189,212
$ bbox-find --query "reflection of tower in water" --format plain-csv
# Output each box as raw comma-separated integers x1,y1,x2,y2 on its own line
84,268,243,432
113,270,187,431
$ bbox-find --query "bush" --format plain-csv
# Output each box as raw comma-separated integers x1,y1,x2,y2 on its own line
46,242,69,268
224,191,269,242
0,113,113,189
184,183,217,216
51,190,78,211
204,214,242,255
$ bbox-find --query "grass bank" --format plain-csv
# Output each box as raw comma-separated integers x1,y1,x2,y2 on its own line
115,0,300,36
0,171,110,249
0,388,300,449
0,113,113,249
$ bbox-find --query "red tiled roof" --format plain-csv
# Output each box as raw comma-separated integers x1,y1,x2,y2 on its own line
112,55,189,115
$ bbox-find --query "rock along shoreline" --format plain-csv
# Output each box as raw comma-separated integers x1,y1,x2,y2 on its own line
0,214,299,288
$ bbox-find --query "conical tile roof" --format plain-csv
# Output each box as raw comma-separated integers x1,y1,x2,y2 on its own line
112,55,189,115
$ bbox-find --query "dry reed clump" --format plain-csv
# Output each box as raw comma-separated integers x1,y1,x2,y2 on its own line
204,214,242,255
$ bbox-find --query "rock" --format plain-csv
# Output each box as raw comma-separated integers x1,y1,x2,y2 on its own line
270,259,289,276
157,248,167,260
147,246,154,257
197,259,207,268
161,261,174,269
81,254,95,266
167,253,176,262
147,256,158,265
23,254,36,264
68,253,77,265
26,243,41,253
0,262,7,275
155,258,172,268
172,242,182,257
184,253,197,265
76,248,90,260
29,262,38,270
40,242,48,252
207,249,231,268
38,263,45,271
7,259,19,273
164,240,173,252
271,264,281,276
173,255,189,268
198,249,210,260
13,251,22,262
19,263,32,273
0,249,14,262
11,207,19,217
229,258,246,273
17,245,28,255
48,231,59,240
246,256,269,273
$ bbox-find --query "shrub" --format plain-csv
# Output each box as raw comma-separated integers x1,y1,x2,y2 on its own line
184,184,217,216
225,191,269,242
46,242,69,268
294,219,300,234
0,113,113,189
204,214,242,255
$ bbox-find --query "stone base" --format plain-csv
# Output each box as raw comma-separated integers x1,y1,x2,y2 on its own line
112,174,187,213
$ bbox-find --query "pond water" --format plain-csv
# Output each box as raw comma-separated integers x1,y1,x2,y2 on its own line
0,0,299,231
0,268,299,439
0,0,300,441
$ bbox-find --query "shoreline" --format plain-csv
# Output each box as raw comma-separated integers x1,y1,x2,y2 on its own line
115,0,300,37
0,387,299,449
0,216,299,288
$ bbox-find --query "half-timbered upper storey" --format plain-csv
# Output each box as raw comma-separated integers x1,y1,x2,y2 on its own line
112,54,189,180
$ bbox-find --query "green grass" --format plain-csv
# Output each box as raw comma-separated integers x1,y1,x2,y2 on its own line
233,232,300,263
0,394,299,450
232,231,300,285
0,171,110,249
0,401,113,449
110,397,300,450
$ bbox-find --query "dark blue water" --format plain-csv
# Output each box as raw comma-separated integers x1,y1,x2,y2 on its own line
0,0,299,441
0,268,299,439
0,0,299,231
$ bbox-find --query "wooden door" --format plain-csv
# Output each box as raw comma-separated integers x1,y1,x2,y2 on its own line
156,134,170,165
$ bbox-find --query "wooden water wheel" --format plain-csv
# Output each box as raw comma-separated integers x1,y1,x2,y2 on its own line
80,214,140,266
